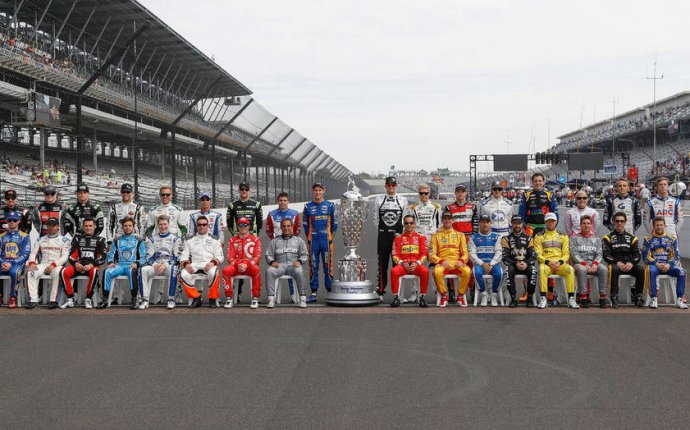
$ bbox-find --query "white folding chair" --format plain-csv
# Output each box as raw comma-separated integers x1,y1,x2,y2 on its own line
107,275,131,307
645,274,678,306
472,274,507,306
547,274,568,305
186,273,212,306
514,274,539,306
149,275,168,304
231,275,252,305
617,274,634,304
1,274,26,305
398,275,420,303
274,275,296,304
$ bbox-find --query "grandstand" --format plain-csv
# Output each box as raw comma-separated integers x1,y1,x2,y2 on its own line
0,1,358,208
472,92,690,194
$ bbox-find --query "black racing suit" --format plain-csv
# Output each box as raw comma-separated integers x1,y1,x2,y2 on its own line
501,231,538,299
0,204,33,234
62,200,105,238
374,194,407,295
602,230,644,300
61,233,107,299
226,199,263,236
518,189,557,236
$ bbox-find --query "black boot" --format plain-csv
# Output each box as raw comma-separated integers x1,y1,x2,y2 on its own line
611,295,619,309
419,295,428,308
635,293,643,308
96,292,109,309
390,295,401,308
525,295,534,308
190,297,203,308
130,293,139,310
509,295,518,308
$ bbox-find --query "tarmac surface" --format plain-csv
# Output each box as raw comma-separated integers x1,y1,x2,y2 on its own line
2,200,690,428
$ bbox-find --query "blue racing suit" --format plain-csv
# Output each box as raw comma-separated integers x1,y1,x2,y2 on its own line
303,200,337,293
0,230,31,298
468,231,503,293
642,233,686,299
103,234,146,297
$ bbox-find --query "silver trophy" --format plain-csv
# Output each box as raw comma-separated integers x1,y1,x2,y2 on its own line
326,177,379,305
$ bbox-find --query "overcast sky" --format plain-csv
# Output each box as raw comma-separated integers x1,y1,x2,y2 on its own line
141,0,690,175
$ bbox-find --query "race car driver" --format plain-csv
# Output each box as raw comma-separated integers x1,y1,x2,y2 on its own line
390,215,430,308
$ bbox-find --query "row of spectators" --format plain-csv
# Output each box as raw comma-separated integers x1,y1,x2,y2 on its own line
557,101,690,152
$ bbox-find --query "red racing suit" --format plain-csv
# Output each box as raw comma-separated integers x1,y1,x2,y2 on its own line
222,234,262,298
444,201,478,240
391,232,430,295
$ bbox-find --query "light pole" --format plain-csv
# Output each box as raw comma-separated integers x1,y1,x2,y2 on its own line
612,98,618,162
646,61,664,160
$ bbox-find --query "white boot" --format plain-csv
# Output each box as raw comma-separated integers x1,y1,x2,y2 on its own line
676,298,688,309
490,293,498,307
267,296,275,309
480,292,488,307
299,295,307,308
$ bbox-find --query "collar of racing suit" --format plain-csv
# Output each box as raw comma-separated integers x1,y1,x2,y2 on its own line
281,234,293,239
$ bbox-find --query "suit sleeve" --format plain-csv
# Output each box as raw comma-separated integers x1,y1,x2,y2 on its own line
213,239,224,266
534,234,545,264
501,237,514,266
94,239,107,266
593,237,603,264
62,206,74,238
526,238,536,264
392,236,402,265
675,199,683,233
251,238,262,265
68,237,79,265
136,240,146,267
107,203,116,242
550,193,558,219
330,202,338,234
255,203,263,233
459,234,469,264
107,239,116,264
518,194,527,221
266,215,274,240
265,238,276,264
298,238,309,264
642,237,654,265
602,235,615,265
145,237,156,265
633,199,641,233
55,237,70,267
302,205,309,240
489,238,502,266
293,213,301,237
560,234,570,263
226,204,235,236
179,241,191,268
429,234,440,264
419,236,428,264
28,237,40,264
468,237,482,266
670,237,681,267
15,234,31,266
569,237,582,264
630,237,641,265
94,205,105,237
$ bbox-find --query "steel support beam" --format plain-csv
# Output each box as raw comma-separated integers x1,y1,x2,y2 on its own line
266,128,294,157
245,117,277,150
282,137,307,161
87,15,111,57
211,98,254,140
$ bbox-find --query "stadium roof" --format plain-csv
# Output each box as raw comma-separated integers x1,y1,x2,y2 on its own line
557,91,690,140
6,0,251,99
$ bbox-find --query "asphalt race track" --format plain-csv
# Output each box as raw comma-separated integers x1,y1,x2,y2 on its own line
2,200,690,429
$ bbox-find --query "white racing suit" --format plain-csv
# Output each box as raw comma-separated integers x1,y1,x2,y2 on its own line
480,196,513,238
26,234,70,303
179,234,224,301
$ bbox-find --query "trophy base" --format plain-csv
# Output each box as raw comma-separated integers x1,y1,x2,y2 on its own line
326,280,380,306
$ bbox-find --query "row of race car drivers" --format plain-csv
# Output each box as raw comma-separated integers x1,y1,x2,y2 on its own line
0,180,335,309
0,172,685,309
376,174,685,309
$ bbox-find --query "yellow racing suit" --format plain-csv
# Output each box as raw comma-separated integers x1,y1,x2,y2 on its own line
533,229,575,293
429,227,471,295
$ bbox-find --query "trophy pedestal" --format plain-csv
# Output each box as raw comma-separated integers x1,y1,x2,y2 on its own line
326,280,379,306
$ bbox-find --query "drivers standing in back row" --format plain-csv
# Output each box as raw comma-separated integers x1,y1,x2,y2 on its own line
372,176,408,302
480,181,513,239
